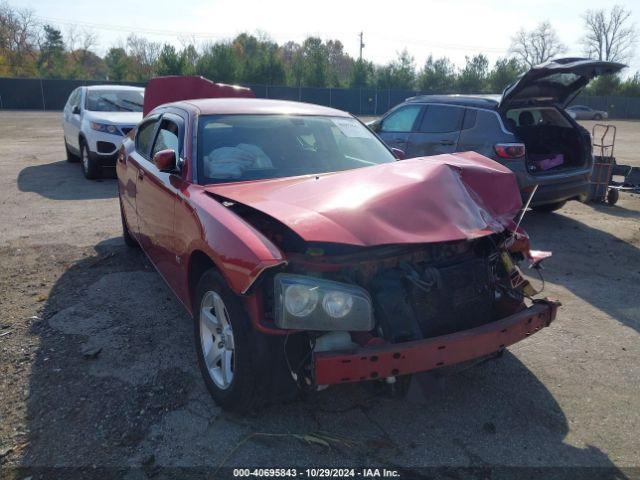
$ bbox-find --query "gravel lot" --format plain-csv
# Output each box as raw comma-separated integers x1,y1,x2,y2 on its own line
1,111,639,478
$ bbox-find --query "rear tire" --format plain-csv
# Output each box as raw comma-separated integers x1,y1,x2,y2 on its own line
65,138,79,163
194,269,296,412
593,114,603,120
80,140,100,180
531,201,566,213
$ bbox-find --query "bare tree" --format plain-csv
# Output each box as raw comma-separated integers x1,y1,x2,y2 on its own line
510,21,567,67
582,5,637,63
126,33,161,80
0,1,39,74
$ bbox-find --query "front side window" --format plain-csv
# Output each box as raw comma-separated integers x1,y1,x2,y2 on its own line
198,115,395,184
85,89,144,112
135,119,158,158
380,105,422,133
152,120,180,157
418,105,464,133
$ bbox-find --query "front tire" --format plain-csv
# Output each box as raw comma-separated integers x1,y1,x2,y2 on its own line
194,270,296,412
120,200,138,247
80,140,100,180
531,201,566,213
65,138,79,163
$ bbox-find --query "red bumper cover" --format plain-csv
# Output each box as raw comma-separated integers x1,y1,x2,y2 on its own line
314,299,559,385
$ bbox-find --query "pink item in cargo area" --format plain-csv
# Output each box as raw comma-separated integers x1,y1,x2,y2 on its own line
533,154,564,171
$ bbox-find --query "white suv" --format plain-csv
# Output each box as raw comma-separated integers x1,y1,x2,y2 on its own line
62,85,144,179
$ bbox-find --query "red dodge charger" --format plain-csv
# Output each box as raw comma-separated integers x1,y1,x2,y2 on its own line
117,77,558,412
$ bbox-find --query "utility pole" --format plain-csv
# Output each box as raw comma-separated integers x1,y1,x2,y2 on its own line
359,32,365,61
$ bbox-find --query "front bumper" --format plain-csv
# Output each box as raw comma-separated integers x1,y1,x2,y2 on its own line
314,299,559,385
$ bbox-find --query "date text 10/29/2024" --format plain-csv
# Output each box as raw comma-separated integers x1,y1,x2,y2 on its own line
233,468,401,478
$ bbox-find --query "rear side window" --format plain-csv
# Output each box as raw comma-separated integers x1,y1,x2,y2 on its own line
380,105,422,133
462,109,477,130
418,105,464,133
135,119,159,158
67,88,80,109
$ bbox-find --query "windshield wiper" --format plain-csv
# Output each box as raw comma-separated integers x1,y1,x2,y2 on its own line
98,96,133,112
122,99,143,108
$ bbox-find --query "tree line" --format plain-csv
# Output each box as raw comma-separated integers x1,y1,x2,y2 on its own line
1,1,639,96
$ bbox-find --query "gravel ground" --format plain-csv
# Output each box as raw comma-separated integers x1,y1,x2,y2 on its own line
0,111,639,478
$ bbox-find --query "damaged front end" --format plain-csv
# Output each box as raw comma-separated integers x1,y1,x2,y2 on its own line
243,225,558,388
207,153,559,388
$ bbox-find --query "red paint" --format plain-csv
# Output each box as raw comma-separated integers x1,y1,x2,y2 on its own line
314,299,559,385
118,87,556,388
206,151,523,247
143,75,254,116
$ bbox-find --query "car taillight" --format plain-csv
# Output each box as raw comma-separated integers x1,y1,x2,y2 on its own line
494,143,526,159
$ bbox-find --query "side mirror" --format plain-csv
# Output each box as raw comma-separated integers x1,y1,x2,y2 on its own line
391,147,405,160
153,149,177,172
72,105,80,115
368,120,381,133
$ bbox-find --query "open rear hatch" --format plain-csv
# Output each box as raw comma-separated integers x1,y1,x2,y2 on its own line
499,58,625,110
499,58,625,175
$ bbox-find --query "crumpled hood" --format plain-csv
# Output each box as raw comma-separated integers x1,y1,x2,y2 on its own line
205,151,522,247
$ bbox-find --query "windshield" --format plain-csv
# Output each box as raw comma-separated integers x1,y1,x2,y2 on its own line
197,114,395,184
85,89,144,112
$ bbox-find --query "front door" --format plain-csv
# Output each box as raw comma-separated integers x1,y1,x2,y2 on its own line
135,114,184,290
406,104,463,158
119,116,160,240
377,104,423,155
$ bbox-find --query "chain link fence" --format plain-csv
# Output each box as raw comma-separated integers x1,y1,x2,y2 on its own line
1,77,639,118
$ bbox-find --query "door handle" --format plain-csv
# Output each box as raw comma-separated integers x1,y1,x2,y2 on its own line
439,140,454,145
137,170,144,180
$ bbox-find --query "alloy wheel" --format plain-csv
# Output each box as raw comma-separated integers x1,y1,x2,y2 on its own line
199,291,235,390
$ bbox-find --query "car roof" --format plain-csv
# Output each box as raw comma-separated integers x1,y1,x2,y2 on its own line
167,98,352,117
404,94,501,110
85,85,144,91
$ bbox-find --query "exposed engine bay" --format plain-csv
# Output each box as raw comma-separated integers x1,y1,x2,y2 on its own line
230,202,537,343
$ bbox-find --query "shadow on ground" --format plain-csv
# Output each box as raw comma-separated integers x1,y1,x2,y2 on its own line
523,208,640,334
17,160,116,200
16,237,629,477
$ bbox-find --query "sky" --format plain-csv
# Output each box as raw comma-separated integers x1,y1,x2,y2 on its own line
14,0,640,75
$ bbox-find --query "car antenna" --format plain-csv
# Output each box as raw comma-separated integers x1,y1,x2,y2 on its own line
514,184,539,233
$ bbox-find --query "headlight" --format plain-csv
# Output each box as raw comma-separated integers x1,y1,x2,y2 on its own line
90,122,121,135
284,284,318,317
274,274,373,331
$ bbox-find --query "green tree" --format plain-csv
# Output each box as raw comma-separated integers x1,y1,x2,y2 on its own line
156,44,184,75
586,74,622,96
457,54,489,93
196,42,239,83
300,37,327,87
350,59,374,88
104,47,130,81
487,57,523,93
618,72,640,96
37,24,65,78
417,55,456,93
180,44,199,75
375,50,416,90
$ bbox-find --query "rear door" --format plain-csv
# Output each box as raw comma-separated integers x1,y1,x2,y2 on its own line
135,113,184,288
63,88,82,150
406,104,464,157
377,104,423,154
